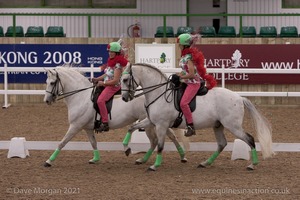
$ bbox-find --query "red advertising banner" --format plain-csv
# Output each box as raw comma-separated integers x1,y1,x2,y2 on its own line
196,44,300,84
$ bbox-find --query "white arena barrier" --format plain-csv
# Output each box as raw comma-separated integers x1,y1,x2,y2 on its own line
1,64,300,154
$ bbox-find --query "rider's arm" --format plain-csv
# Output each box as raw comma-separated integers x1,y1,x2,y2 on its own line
92,74,106,83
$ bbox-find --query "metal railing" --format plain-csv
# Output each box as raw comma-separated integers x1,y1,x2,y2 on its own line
1,63,300,108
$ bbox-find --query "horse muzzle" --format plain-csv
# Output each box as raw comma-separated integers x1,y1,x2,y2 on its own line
44,95,56,105
122,94,129,102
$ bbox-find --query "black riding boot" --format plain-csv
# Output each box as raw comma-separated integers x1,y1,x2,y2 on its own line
185,123,195,137
95,122,109,133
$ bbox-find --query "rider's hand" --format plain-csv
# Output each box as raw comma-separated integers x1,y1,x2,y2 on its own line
91,78,98,84
97,81,105,87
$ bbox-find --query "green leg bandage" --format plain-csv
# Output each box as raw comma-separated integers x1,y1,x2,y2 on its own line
207,151,220,165
122,132,131,146
49,149,61,161
251,148,259,165
93,150,100,161
154,154,163,167
176,146,185,158
143,149,154,162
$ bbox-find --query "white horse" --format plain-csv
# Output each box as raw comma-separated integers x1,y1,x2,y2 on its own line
43,64,187,167
121,63,274,171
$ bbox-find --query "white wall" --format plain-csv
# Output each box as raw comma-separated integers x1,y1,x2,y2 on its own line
189,0,227,30
227,0,300,34
0,0,186,38
1,0,300,37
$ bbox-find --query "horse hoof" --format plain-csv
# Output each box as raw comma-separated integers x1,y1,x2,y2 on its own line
125,148,131,157
197,164,206,168
246,164,254,171
88,160,99,164
135,160,143,165
147,166,156,171
181,158,188,163
44,162,52,167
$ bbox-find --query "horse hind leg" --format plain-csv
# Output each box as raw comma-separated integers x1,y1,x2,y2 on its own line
244,132,258,170
166,128,188,163
198,122,227,168
227,126,258,170
86,129,100,164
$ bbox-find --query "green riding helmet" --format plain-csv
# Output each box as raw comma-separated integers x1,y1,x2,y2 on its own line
107,42,121,52
177,33,192,46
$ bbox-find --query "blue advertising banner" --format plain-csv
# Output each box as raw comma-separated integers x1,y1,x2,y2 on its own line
0,44,108,83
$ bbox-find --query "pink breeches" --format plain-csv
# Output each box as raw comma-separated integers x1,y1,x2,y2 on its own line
180,83,200,124
97,85,121,123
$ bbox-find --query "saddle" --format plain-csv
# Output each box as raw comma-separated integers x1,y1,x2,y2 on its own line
91,86,121,129
171,75,208,128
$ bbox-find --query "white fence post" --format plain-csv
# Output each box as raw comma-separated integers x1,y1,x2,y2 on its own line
3,63,11,108
90,64,94,79
221,64,225,88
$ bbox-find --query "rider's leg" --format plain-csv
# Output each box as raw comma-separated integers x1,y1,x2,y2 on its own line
180,83,200,137
96,85,120,132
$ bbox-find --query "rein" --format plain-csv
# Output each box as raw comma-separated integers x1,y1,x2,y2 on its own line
56,85,95,101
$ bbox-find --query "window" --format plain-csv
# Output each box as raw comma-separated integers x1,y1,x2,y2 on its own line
213,0,220,8
0,0,137,8
282,0,300,8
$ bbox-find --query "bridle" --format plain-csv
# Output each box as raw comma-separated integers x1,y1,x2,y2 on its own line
46,69,94,101
122,65,175,109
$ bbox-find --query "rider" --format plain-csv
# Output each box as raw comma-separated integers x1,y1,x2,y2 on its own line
177,33,217,137
92,41,128,132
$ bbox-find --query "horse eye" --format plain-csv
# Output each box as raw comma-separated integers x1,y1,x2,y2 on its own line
50,82,55,86
122,78,128,83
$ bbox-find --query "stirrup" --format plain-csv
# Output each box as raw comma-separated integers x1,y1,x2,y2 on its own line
94,120,101,130
95,123,109,133
184,125,195,137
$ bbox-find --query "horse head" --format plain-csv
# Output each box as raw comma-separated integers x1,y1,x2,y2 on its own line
121,64,140,102
44,68,64,105
44,64,91,105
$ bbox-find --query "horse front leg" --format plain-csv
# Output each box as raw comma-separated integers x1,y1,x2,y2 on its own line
44,125,80,167
86,129,100,164
122,118,152,156
135,126,158,165
148,124,168,171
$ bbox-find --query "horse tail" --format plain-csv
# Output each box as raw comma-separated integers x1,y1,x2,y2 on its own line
243,97,274,159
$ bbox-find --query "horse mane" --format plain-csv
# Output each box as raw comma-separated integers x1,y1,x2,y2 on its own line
133,63,168,80
55,63,86,77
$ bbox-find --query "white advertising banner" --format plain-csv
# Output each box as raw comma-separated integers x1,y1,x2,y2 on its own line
135,43,176,69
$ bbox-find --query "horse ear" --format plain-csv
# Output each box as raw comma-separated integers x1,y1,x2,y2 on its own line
44,68,49,73
45,68,54,75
